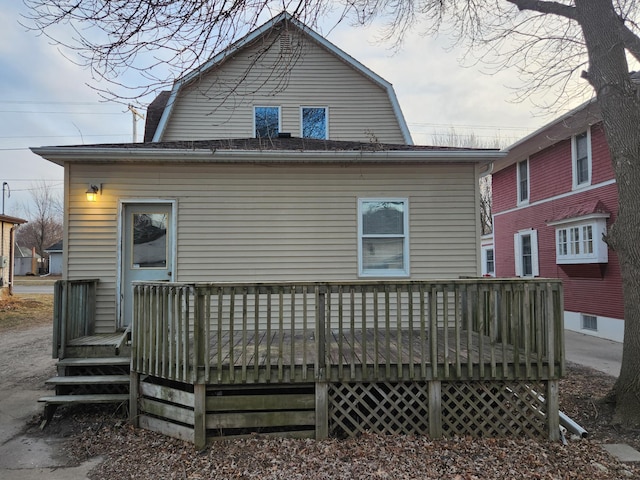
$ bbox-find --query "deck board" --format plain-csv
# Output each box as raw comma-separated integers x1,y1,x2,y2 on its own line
207,328,530,371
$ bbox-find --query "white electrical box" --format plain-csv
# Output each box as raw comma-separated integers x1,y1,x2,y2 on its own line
0,256,7,268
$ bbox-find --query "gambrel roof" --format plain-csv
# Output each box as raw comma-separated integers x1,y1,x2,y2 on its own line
151,12,412,144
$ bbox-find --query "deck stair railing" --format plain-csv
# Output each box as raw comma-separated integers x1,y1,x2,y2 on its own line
130,279,564,385
53,279,99,358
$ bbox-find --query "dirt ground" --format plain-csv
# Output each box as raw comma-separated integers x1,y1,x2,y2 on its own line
2,296,640,479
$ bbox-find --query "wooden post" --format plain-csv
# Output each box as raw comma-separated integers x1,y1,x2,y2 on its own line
546,379,560,441
428,380,442,438
315,382,329,439
129,370,139,427
194,383,207,450
315,288,329,439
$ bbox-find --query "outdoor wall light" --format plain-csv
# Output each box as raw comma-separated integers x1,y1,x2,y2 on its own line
86,184,102,202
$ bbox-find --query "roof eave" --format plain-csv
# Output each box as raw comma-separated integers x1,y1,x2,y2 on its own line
496,99,601,172
31,146,504,165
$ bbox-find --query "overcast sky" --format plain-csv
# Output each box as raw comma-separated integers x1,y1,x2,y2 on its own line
0,2,591,217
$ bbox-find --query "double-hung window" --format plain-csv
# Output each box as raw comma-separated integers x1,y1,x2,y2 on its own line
572,129,591,189
517,159,529,205
358,199,409,277
514,229,539,277
254,106,280,138
482,247,495,277
301,107,328,139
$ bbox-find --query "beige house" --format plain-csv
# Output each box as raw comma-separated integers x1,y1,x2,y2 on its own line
0,214,27,296
28,14,566,446
34,13,501,333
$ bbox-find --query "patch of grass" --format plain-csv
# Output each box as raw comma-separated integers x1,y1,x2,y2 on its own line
0,294,54,332
13,275,60,286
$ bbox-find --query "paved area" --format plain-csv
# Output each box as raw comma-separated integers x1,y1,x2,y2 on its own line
0,324,630,477
564,329,623,377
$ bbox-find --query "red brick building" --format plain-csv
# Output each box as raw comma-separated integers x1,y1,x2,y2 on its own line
491,101,623,341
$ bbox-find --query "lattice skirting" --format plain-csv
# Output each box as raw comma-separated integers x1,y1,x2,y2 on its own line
328,380,551,439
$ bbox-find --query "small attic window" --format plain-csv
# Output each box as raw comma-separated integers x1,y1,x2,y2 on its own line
254,106,280,138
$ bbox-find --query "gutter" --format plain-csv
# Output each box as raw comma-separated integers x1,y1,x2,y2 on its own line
31,146,506,165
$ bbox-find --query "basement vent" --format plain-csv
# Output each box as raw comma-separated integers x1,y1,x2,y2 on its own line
280,30,292,54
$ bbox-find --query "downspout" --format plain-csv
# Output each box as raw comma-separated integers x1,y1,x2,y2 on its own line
480,161,494,178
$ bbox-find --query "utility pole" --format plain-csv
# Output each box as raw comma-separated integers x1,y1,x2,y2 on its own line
2,182,9,215
128,105,145,143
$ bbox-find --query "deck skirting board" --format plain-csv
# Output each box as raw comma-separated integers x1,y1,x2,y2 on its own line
133,376,559,449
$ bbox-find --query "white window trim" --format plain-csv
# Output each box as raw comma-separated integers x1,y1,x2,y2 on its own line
300,106,329,139
357,198,410,278
548,213,609,264
572,128,592,190
253,106,281,138
514,229,539,277
481,245,495,277
517,158,529,206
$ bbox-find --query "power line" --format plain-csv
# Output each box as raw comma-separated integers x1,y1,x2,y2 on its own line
0,110,123,115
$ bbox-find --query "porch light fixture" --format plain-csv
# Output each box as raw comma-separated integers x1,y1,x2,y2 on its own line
86,184,101,202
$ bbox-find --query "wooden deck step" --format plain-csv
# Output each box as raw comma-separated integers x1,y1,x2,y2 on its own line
38,394,129,405
57,357,130,367
38,393,129,429
46,375,130,386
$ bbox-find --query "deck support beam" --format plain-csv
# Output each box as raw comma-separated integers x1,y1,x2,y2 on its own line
428,380,442,439
129,371,139,427
315,382,328,439
194,383,207,450
546,379,560,441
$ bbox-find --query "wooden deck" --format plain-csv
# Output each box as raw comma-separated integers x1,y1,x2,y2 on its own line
204,327,554,383
54,278,565,448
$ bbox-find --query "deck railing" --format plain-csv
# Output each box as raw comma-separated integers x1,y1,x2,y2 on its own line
130,279,564,385
53,279,98,358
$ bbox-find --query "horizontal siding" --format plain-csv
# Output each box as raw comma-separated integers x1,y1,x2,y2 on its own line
66,162,479,332
161,29,405,143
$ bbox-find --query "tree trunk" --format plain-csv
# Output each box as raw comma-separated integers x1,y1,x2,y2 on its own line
576,0,640,425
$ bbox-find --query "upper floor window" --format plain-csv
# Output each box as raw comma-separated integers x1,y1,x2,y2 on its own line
301,107,328,139
572,129,591,189
549,214,609,264
517,159,529,205
254,106,280,138
514,229,539,277
358,199,409,277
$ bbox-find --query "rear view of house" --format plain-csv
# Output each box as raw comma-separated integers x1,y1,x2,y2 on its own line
492,101,623,342
32,12,565,447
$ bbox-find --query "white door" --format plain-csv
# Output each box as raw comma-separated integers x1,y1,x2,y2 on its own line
121,203,173,327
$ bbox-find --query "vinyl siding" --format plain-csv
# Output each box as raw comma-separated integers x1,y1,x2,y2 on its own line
66,161,479,332
161,29,406,143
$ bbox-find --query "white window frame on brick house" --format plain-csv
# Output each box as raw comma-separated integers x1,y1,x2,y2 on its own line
358,198,410,278
514,229,539,277
572,128,592,190
517,158,529,205
548,213,609,264
481,245,495,277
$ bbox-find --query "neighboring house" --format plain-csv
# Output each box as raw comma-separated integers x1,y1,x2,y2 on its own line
492,100,623,342
480,233,495,277
13,244,41,276
0,215,27,295
31,13,568,446
45,241,63,275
